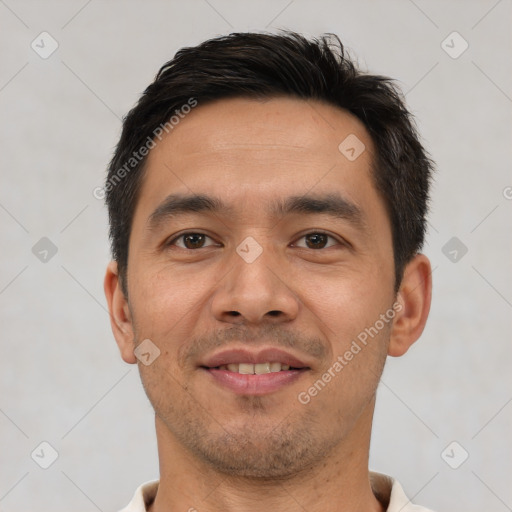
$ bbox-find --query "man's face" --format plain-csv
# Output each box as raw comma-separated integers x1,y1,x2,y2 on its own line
123,97,396,477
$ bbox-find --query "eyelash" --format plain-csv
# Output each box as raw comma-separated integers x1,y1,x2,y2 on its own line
166,231,344,250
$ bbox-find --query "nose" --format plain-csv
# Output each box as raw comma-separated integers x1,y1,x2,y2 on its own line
211,246,300,326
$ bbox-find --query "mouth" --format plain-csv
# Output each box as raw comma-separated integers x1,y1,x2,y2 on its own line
199,348,311,395
206,362,305,374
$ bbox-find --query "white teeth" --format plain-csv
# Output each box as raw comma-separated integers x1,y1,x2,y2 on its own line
269,362,281,372
219,362,293,374
238,363,254,374
255,362,271,374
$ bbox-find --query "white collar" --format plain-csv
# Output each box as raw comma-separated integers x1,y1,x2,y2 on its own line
119,471,435,511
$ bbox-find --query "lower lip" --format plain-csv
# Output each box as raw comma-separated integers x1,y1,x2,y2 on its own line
202,368,308,395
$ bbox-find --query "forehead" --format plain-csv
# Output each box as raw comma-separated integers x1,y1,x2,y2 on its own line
153,96,372,163
136,96,379,216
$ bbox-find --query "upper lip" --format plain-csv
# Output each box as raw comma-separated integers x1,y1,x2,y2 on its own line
201,348,311,369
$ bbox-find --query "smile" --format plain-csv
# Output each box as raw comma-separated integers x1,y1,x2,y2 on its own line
214,362,293,374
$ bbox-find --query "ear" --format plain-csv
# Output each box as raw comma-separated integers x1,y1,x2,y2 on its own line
388,253,432,357
104,261,137,364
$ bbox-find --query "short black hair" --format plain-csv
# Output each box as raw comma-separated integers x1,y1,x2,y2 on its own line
105,30,434,296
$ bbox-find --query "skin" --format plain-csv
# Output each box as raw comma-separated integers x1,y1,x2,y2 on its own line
104,96,432,512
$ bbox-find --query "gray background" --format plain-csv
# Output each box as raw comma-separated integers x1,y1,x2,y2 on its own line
1,0,511,511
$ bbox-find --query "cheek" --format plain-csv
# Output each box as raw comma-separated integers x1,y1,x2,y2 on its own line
298,264,394,345
128,261,216,338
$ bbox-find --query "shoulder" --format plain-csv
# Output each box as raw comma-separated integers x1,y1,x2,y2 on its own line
370,472,436,512
118,480,159,512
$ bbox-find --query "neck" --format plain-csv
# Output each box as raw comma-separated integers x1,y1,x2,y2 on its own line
149,398,384,512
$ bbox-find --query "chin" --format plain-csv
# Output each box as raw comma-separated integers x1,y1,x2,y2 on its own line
179,416,338,480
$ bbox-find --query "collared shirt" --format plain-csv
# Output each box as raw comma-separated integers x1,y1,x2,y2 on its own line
118,472,435,511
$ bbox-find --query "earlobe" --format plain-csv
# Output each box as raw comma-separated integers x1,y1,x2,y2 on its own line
388,254,432,357
104,261,137,364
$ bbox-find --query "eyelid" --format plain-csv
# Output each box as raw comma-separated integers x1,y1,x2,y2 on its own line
166,231,219,249
292,230,345,249
165,230,348,250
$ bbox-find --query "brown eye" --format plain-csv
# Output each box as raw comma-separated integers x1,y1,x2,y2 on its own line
169,233,216,249
295,232,338,249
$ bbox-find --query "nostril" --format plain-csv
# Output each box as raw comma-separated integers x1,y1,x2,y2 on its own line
267,310,281,317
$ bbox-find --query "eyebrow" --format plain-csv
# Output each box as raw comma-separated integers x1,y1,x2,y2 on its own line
146,192,366,232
